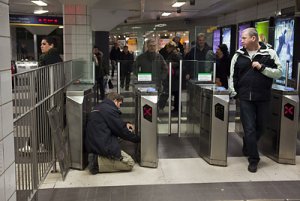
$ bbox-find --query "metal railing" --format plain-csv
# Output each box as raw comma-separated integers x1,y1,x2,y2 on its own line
13,60,82,201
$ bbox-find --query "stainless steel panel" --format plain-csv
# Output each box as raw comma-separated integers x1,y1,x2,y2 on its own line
198,85,229,166
140,95,158,168
66,84,93,169
210,95,229,166
259,86,298,165
278,95,299,164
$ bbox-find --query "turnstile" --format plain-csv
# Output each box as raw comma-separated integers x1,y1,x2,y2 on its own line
66,84,94,169
135,87,158,168
198,85,229,166
259,84,299,164
186,80,213,136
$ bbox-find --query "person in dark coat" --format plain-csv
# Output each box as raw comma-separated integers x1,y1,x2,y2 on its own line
109,42,121,78
186,33,214,79
133,38,167,88
215,44,231,89
39,36,62,66
85,92,140,174
93,46,108,101
119,46,134,91
228,28,282,173
158,41,182,114
173,35,184,56
159,45,168,60
37,36,63,152
20,36,63,153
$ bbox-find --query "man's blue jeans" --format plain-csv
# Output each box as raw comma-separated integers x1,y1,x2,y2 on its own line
239,100,270,164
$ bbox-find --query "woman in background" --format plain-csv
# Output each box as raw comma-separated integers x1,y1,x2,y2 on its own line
39,36,62,66
215,44,230,89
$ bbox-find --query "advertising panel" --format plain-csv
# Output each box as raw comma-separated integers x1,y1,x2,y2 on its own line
212,29,221,53
255,20,270,44
222,27,231,54
274,17,294,83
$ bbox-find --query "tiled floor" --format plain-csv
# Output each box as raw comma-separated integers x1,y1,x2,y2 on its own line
38,132,300,201
35,181,300,201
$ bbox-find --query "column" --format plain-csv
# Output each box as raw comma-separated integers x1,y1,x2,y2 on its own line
94,31,109,72
0,0,16,201
63,4,92,82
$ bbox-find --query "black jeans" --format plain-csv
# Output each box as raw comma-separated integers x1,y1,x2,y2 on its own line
96,76,105,102
239,100,270,164
120,71,131,89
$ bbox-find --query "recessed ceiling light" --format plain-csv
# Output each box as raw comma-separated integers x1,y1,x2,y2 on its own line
31,1,47,6
172,2,186,7
59,26,64,29
34,10,49,14
162,12,171,16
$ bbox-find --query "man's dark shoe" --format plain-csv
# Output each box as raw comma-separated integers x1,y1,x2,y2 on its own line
88,154,99,175
90,167,99,175
248,162,258,173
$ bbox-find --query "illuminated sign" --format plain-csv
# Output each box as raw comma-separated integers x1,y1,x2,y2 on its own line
10,15,63,26
143,104,152,122
284,103,294,120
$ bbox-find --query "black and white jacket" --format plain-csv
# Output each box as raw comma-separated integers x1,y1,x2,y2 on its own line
228,43,282,101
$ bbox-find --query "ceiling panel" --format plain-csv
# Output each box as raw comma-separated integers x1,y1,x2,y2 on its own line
8,0,274,25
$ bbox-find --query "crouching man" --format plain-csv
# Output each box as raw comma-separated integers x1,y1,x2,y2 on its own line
85,92,140,174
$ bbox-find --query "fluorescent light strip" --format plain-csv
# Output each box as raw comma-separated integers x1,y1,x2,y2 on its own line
31,0,47,6
172,2,186,7
162,12,171,16
34,10,49,14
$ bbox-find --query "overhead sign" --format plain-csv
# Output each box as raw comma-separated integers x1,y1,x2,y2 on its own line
143,104,152,122
284,103,295,121
10,15,63,26
127,38,137,45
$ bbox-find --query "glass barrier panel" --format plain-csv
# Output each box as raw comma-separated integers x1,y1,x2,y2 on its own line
180,60,216,137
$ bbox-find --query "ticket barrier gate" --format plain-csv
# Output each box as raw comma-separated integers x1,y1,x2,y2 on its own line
197,85,229,166
135,87,159,168
186,80,214,136
66,84,94,169
259,84,299,164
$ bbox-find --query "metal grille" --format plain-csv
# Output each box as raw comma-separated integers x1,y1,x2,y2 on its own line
12,61,81,201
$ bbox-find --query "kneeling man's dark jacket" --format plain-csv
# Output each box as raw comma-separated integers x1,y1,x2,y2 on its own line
85,99,140,159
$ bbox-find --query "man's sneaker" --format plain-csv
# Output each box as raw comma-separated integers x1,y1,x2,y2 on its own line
248,162,258,173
